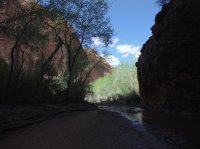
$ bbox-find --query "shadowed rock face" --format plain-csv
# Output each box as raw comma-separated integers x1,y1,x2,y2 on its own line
137,0,200,112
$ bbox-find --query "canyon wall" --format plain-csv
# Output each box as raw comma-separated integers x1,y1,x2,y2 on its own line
137,0,200,112
85,49,112,82
0,0,111,82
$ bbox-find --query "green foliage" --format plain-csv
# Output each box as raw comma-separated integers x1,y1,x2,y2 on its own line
87,62,140,103
51,72,68,92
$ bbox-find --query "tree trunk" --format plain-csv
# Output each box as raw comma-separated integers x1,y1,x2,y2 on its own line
37,38,63,88
4,18,32,100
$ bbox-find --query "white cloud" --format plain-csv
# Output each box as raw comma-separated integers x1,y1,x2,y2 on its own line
122,54,129,58
92,37,120,48
109,38,119,48
135,52,141,59
116,44,141,57
92,37,104,47
105,55,120,67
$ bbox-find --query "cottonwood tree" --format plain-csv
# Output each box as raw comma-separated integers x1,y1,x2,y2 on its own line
0,0,113,101
43,0,113,100
0,0,50,99
1,1,69,98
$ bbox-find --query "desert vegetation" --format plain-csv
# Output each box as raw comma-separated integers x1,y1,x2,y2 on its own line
86,62,140,105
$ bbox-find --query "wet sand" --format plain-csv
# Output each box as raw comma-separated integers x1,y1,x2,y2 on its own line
0,110,167,149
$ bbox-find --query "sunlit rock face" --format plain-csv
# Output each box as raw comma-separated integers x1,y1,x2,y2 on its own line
85,49,112,82
0,1,19,63
0,0,66,71
137,0,200,112
0,0,20,16
1,0,36,16
18,0,36,6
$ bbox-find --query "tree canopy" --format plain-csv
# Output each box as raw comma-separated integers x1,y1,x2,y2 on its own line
41,0,114,99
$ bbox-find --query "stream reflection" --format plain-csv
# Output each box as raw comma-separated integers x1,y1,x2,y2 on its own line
99,106,200,149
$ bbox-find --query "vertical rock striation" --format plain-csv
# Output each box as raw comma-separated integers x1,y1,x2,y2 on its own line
137,0,200,112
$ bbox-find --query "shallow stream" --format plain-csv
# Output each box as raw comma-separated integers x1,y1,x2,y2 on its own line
99,106,200,149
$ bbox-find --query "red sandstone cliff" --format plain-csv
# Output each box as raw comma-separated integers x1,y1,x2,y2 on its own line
85,49,112,82
0,0,111,82
137,0,200,112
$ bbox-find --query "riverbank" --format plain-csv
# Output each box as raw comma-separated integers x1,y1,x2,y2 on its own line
0,102,97,133
0,109,167,149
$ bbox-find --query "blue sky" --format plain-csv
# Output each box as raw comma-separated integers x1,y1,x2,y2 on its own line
92,0,160,67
